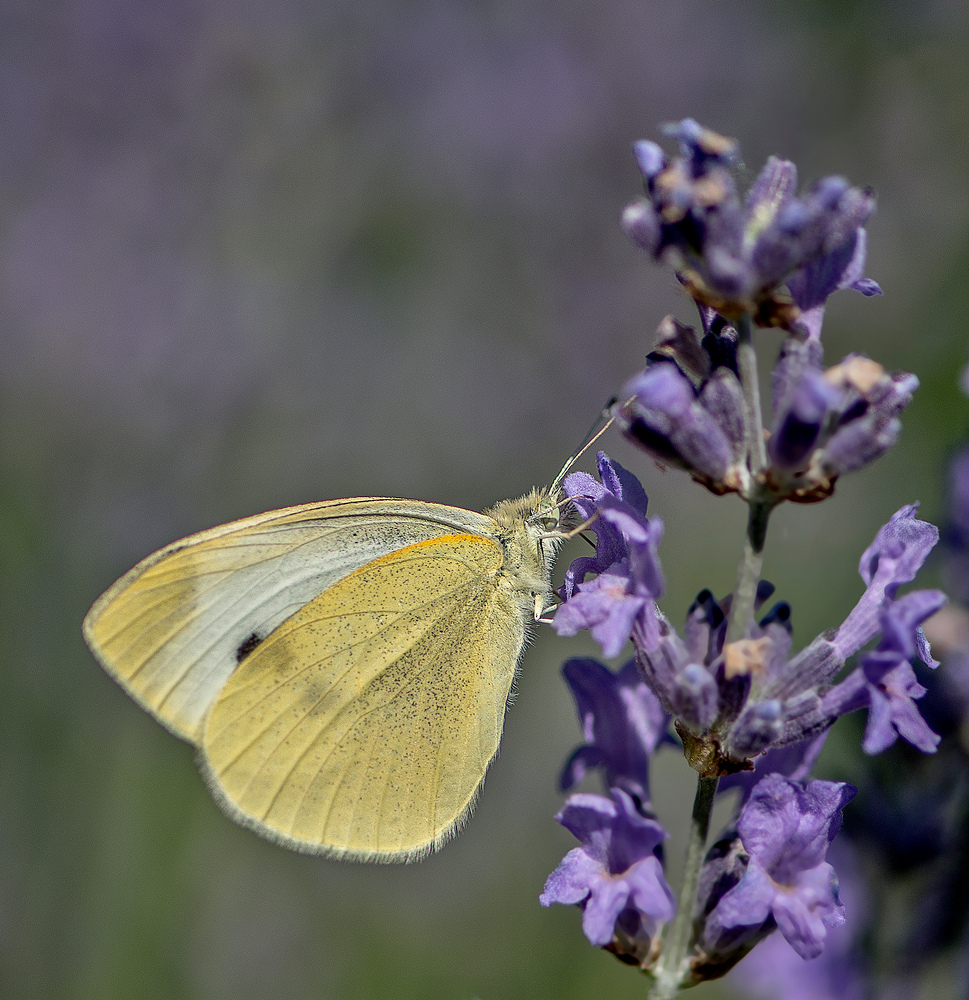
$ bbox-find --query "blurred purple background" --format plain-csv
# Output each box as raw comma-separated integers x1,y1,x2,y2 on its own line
2,2,969,997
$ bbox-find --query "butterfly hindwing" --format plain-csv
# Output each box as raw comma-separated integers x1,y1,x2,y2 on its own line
201,533,527,861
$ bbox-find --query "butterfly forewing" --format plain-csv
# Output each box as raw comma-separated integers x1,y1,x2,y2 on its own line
83,500,499,743
201,534,526,861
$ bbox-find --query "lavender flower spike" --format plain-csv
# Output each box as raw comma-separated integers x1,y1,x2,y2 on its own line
540,789,675,954
702,775,856,961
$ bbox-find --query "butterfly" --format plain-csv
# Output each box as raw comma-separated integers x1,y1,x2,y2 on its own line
83,486,569,862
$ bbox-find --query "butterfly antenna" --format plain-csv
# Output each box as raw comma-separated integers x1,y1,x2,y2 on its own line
549,398,617,495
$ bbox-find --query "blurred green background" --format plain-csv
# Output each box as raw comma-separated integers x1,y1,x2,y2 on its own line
2,1,969,998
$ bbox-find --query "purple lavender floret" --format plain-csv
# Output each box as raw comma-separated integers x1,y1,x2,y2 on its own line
769,367,841,472
821,590,945,755
727,841,868,1000
621,119,878,323
831,504,940,662
554,453,665,656
767,354,918,503
787,222,882,342
558,450,650,589
611,316,913,503
701,775,856,961
556,465,943,773
615,362,735,486
611,315,748,497
719,507,942,761
540,789,675,951
559,658,670,804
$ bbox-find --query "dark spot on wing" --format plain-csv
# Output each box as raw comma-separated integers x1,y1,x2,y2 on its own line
236,631,264,662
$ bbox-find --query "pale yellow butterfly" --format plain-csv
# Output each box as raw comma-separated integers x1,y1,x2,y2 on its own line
83,485,573,863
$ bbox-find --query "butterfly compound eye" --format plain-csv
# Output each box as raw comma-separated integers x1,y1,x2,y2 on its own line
536,511,560,532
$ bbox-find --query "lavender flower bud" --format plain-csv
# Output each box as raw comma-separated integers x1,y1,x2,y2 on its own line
768,369,841,472
612,317,748,495
728,700,784,759
621,199,661,255
632,139,666,180
700,369,746,465
615,363,734,486
672,663,719,732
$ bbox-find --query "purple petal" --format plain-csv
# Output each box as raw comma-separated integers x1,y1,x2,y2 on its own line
581,877,633,945
553,793,618,865
563,470,607,523
737,775,856,878
632,139,666,180
560,657,668,798
851,277,882,296
552,571,645,657
771,863,844,960
787,223,873,316
833,505,939,660
540,846,603,907
878,589,947,665
626,854,677,924
596,452,650,517
861,662,940,755
553,791,668,872
702,861,775,948
859,504,937,591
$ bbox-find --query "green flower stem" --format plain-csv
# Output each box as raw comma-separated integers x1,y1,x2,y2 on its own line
725,498,773,645
650,775,720,999
736,314,767,476
726,314,774,645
